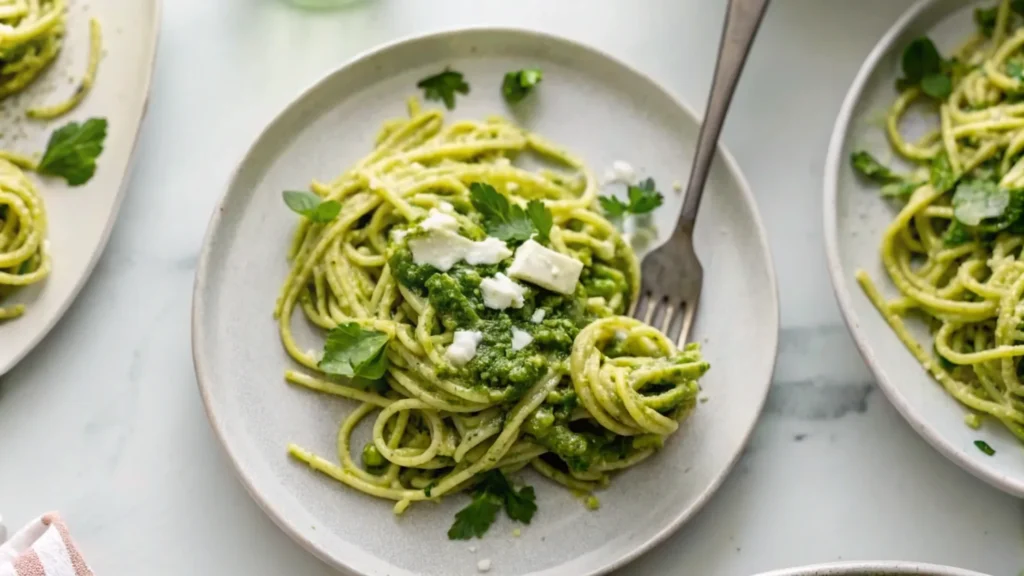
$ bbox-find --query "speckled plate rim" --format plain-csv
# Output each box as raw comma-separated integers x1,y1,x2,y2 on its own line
192,26,779,576
755,560,989,576
823,0,1024,497
0,0,162,375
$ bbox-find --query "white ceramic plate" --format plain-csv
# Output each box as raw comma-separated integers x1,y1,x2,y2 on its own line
0,0,160,373
755,561,988,576
825,0,1024,495
193,28,778,576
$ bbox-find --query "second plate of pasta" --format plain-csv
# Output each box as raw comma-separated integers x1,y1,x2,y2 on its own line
826,0,1024,496
193,28,777,576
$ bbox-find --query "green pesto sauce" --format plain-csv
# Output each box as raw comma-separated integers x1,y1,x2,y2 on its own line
523,404,632,472
388,245,595,398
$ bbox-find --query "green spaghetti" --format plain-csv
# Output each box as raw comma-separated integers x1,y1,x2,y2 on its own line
0,2,106,320
0,0,102,116
279,98,709,525
0,157,48,319
855,0,1024,442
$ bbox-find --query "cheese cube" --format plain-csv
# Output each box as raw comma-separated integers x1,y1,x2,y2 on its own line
507,239,583,295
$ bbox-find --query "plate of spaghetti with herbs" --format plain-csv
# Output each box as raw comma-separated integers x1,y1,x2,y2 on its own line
827,0,1024,497
194,28,777,576
0,0,159,373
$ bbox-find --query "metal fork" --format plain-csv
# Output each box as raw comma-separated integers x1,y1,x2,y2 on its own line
631,0,770,347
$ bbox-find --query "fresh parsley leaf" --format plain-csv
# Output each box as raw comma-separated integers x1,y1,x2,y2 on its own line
447,471,537,539
318,323,390,379
627,178,663,214
880,181,921,199
952,180,1009,226
974,439,996,456
930,152,959,193
901,37,943,84
36,117,107,186
897,37,954,100
598,178,663,217
975,5,998,37
525,199,552,243
598,195,629,218
942,220,973,247
448,492,502,540
921,73,953,99
469,182,549,242
502,68,543,104
1008,60,1024,83
504,485,537,524
851,151,903,184
283,190,342,223
417,69,469,110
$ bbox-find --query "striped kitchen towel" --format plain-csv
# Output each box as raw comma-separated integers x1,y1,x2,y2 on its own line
0,514,93,576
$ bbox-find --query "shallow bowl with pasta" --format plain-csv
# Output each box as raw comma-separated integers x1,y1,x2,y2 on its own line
826,0,1024,496
193,28,778,576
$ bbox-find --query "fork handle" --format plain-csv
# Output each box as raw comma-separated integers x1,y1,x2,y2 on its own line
678,0,770,234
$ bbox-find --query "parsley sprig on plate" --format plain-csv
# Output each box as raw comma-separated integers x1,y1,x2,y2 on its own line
417,69,470,110
599,177,663,218
448,470,537,540
318,322,390,381
283,190,341,223
502,68,543,104
37,118,108,186
897,37,962,100
469,182,552,243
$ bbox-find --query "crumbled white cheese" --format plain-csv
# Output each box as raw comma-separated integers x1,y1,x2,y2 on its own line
480,273,526,310
409,230,511,271
391,229,409,243
672,180,683,192
495,157,511,167
506,182,520,192
446,330,483,366
511,327,533,351
507,239,584,295
603,160,637,185
368,176,385,190
477,559,492,572
419,208,460,233
438,201,455,213
468,546,478,553
305,348,323,362
530,309,545,323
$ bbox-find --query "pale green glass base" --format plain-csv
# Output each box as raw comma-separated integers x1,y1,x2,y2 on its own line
285,0,366,8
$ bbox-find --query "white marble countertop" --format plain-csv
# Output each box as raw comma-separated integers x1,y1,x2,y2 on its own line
0,0,1020,574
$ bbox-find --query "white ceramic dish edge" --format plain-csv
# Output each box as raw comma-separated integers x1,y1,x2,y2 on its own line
823,0,1024,496
755,560,990,576
0,1,163,375
192,26,779,576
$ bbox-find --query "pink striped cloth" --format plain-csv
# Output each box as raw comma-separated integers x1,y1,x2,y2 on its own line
0,514,93,576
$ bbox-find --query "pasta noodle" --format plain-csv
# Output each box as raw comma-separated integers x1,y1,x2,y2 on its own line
280,98,709,513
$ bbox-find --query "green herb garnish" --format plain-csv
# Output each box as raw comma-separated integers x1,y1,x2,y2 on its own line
502,68,543,104
318,322,390,380
975,439,996,456
448,470,537,540
598,177,664,217
897,37,954,99
469,182,552,242
417,69,470,110
850,151,905,184
283,190,342,223
952,180,1010,226
36,117,108,186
